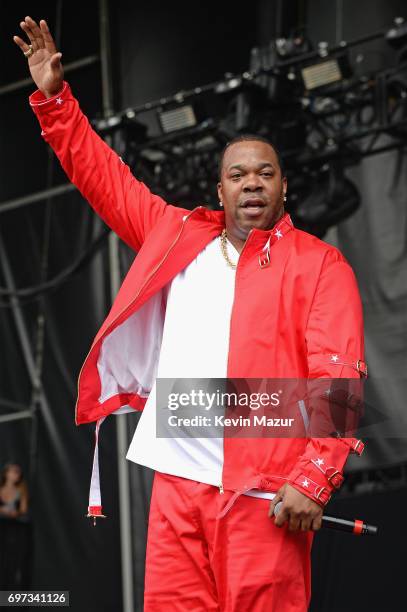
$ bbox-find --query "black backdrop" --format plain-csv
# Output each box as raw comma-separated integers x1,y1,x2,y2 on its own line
0,3,122,611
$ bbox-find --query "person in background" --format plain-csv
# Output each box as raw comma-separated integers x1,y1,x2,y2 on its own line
0,463,29,520
0,462,30,589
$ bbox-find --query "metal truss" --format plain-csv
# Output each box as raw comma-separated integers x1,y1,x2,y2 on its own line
85,16,407,236
0,3,101,507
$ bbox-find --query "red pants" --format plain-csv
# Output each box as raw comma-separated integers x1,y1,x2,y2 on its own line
144,472,313,612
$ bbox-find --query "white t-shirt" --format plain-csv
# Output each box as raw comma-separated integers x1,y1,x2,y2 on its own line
126,235,275,500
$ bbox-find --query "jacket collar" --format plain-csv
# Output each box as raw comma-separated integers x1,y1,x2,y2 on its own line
191,208,294,269
196,208,294,241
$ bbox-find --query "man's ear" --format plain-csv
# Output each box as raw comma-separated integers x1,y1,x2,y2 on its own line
217,182,222,202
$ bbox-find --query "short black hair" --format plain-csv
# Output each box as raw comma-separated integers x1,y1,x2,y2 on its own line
218,134,285,180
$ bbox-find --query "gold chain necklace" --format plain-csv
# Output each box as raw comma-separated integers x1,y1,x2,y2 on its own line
220,229,237,269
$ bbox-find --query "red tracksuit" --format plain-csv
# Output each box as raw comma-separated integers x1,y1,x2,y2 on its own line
30,83,366,611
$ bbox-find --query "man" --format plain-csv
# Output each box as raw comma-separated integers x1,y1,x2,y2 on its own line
14,16,366,611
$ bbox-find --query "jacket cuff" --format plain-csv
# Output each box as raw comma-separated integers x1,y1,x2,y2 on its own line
287,435,364,506
29,81,72,135
288,472,332,507
29,81,68,107
287,457,344,507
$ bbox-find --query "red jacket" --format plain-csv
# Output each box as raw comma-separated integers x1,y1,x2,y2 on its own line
30,83,366,511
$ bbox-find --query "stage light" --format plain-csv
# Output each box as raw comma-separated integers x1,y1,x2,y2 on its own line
385,16,407,50
116,19,406,236
158,105,197,134
301,59,343,90
301,51,353,92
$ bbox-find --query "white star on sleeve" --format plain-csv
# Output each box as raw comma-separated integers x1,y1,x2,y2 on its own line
331,354,339,362
302,479,310,488
315,458,324,466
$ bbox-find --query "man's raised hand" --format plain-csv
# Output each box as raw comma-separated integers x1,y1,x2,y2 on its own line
13,16,63,98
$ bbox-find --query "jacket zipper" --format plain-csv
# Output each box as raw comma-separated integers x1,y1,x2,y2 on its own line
218,231,253,495
75,206,205,423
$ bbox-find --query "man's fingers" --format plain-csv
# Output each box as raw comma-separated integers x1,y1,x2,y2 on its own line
288,515,300,532
300,518,313,531
15,17,58,61
311,516,323,531
40,20,58,55
274,505,289,527
268,484,287,519
13,35,30,53
25,16,45,49
20,20,39,50
50,52,62,70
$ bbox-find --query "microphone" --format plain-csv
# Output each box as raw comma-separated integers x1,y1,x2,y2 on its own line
273,501,378,535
